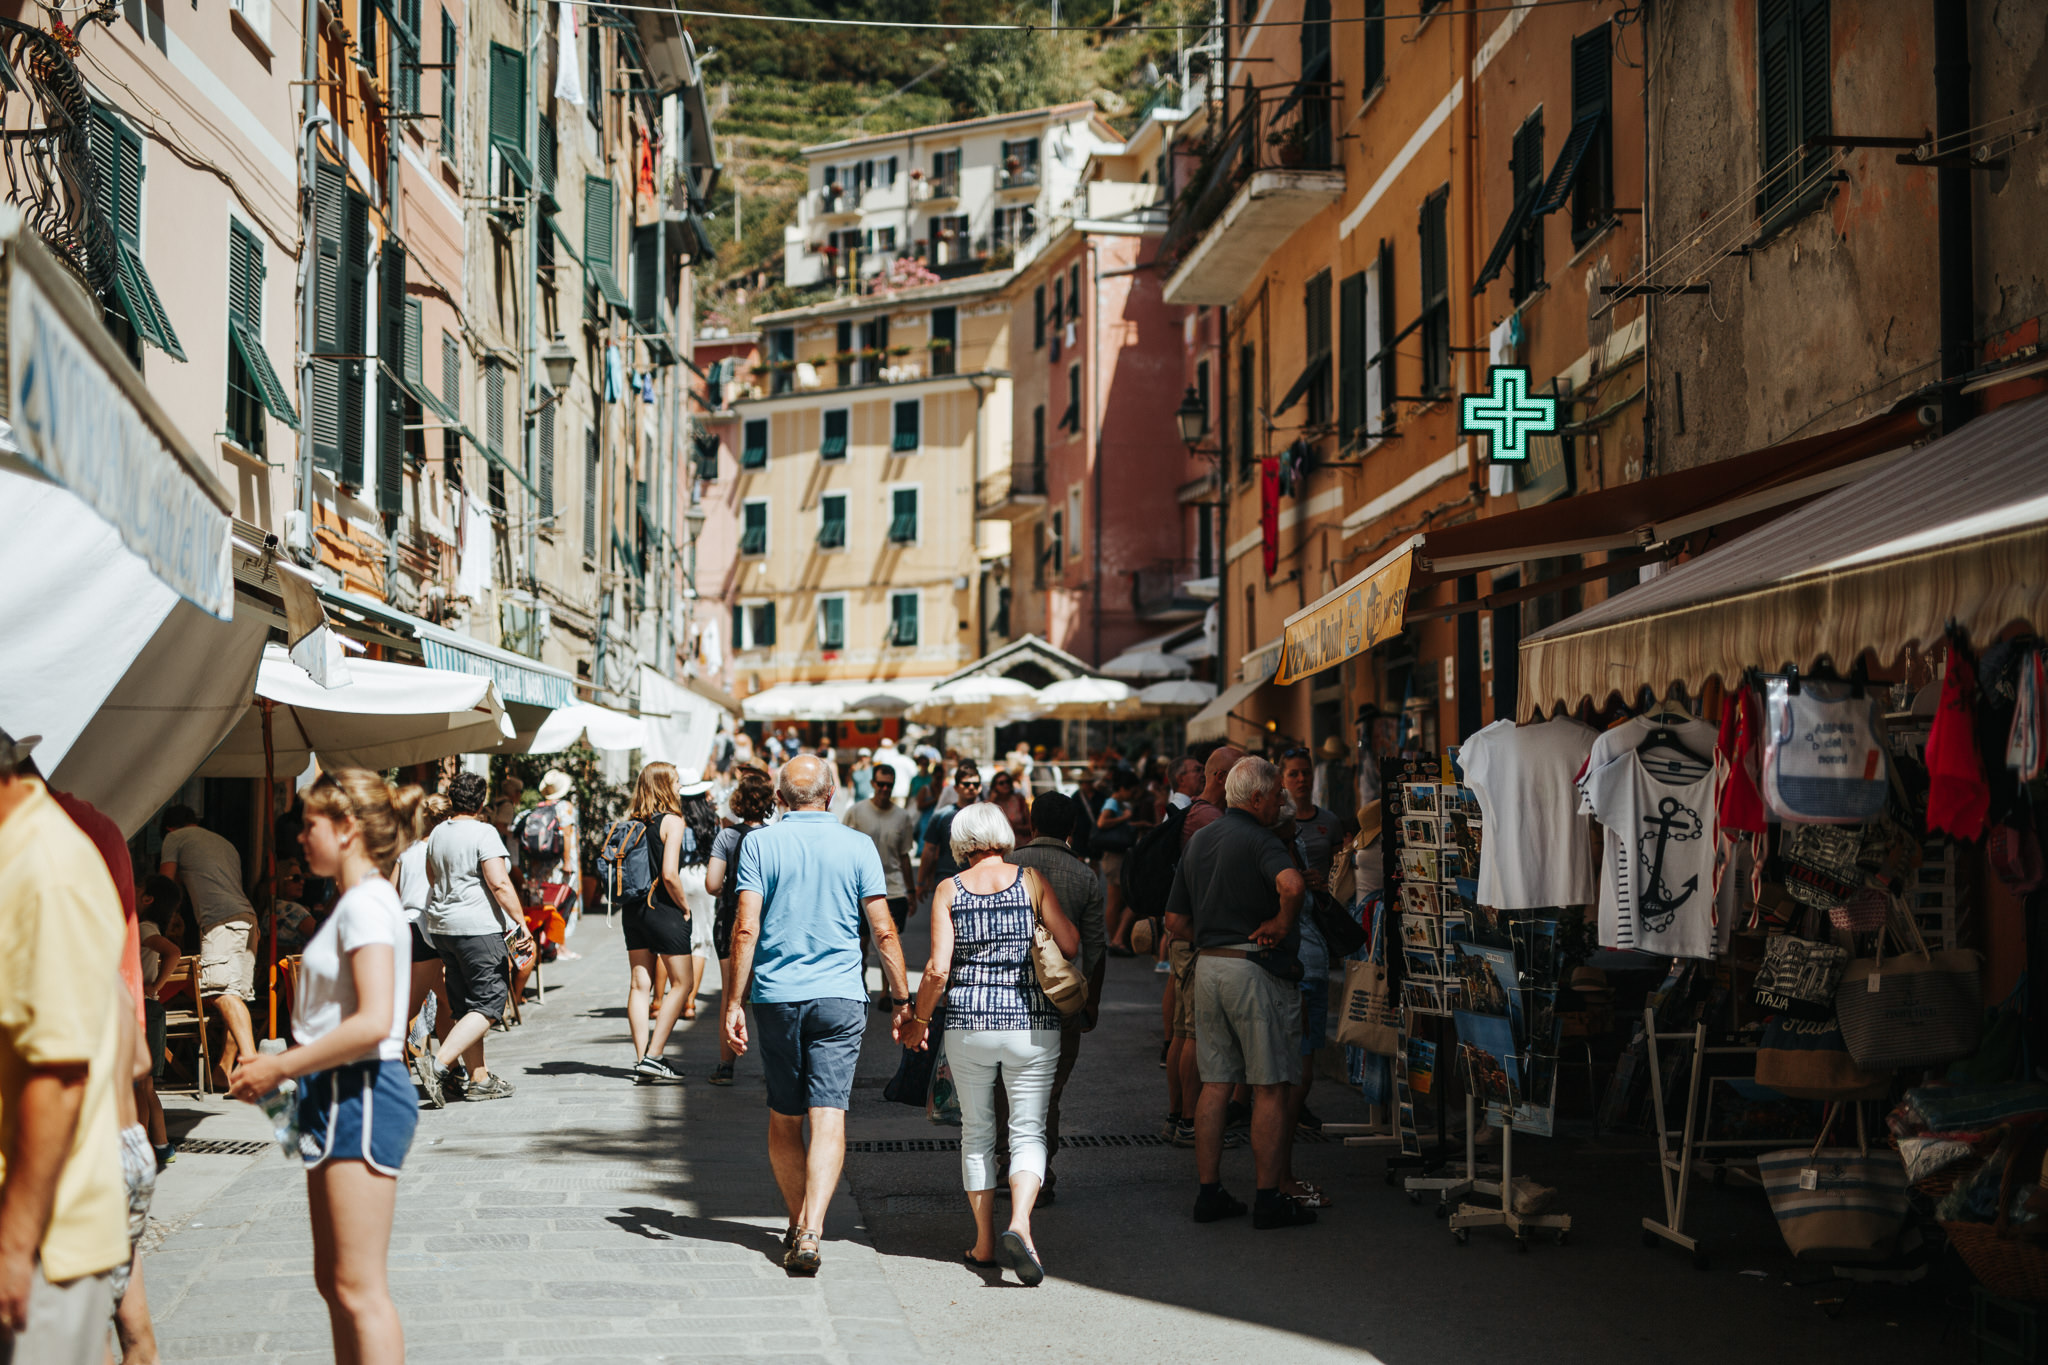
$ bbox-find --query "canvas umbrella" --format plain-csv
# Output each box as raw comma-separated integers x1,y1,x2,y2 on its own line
1138,678,1218,712
906,676,1043,726
1100,649,1194,681
1034,675,1150,719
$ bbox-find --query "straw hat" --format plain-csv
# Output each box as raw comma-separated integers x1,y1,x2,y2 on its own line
1320,735,1349,760
676,766,714,797
1354,800,1383,848
537,769,572,801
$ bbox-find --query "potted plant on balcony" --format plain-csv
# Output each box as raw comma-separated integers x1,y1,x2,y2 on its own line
925,337,953,353
750,363,771,378
771,358,799,374
831,349,859,366
888,344,912,357
1267,121,1312,168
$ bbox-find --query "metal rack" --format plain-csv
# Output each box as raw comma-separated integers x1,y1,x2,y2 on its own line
1444,1094,1572,1248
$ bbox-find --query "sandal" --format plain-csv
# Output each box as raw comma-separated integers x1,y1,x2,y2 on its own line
999,1229,1044,1287
963,1249,1001,1268
1287,1183,1334,1209
783,1227,822,1276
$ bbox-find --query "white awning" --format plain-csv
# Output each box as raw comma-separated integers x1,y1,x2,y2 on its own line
1186,673,1272,743
529,703,649,755
742,679,938,722
199,645,515,776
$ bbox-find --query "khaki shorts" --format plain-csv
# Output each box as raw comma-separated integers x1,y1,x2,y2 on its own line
199,915,258,1002
1168,940,1198,1040
1192,953,1301,1087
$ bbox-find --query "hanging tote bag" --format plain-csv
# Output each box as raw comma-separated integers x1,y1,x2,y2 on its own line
1020,868,1088,1016
1335,897,1400,1055
1835,913,1982,1071
1758,1105,1910,1262
1762,675,1890,825
1749,930,1851,1023
1754,1016,1890,1101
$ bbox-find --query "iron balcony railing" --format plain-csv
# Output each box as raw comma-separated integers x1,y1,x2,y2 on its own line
0,18,115,297
1159,81,1341,271
999,164,1040,190
1010,462,1047,497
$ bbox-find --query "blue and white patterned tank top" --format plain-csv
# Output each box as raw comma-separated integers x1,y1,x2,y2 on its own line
944,868,1059,1031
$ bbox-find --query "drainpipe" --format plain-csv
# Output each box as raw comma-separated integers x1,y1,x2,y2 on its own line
1460,0,1482,499
1214,303,1227,685
294,0,325,558
521,0,540,632
1934,0,1974,434
1089,240,1103,666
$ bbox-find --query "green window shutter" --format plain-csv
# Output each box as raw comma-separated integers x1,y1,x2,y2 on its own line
820,408,848,458
1337,270,1364,441
376,239,408,514
889,488,917,543
226,221,298,430
489,42,531,186
819,597,844,649
892,399,919,451
583,176,628,310
88,108,185,361
538,115,558,205
403,300,423,384
890,593,917,646
361,0,379,76
1759,0,1830,218
741,501,766,555
818,493,846,548
538,407,555,524
339,187,371,487
742,417,768,468
485,359,505,454
631,223,659,328
441,330,460,414
583,427,599,560
758,602,776,647
440,11,457,160
1797,0,1831,153
310,157,347,472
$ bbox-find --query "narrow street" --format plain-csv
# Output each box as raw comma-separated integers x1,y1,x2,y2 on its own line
139,911,1963,1364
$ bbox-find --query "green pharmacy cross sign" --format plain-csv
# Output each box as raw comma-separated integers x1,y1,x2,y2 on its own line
1460,365,1557,463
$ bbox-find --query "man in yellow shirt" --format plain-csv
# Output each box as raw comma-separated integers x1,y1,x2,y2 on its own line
0,730,128,1361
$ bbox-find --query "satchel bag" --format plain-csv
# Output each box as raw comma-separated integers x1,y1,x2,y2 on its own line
1758,1105,1910,1262
1750,929,1851,1023
1755,1015,1890,1100
1835,913,1982,1071
1335,957,1401,1055
1762,674,1891,825
1020,868,1088,1016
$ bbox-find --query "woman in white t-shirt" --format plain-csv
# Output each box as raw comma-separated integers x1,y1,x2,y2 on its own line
394,787,454,1057
228,768,417,1364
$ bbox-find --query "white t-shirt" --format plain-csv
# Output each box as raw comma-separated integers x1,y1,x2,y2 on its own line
1168,791,1193,810
1459,717,1599,910
423,818,515,938
160,825,255,929
842,800,917,898
1576,716,1719,951
292,875,411,1062
395,840,431,925
1583,750,1720,959
138,920,166,983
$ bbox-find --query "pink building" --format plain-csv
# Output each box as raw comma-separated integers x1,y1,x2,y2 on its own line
683,329,757,691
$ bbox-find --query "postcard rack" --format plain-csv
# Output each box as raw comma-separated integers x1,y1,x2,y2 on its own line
1445,1093,1572,1248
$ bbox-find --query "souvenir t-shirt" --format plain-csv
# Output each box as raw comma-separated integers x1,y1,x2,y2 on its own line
292,875,411,1062
1460,717,1599,910
1576,715,1718,949
1582,751,1720,959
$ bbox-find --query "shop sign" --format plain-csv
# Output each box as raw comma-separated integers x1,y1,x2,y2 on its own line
8,265,232,619
1459,364,1556,463
1275,545,1414,685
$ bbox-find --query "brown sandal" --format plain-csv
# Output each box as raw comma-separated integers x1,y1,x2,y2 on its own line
783,1227,821,1275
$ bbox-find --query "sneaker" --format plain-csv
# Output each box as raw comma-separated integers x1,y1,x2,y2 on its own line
153,1143,176,1169
1160,1113,1182,1140
446,1061,470,1089
1153,959,1171,975
634,1056,682,1083
464,1074,516,1102
708,1062,735,1086
412,1051,446,1109
1253,1196,1318,1230
1296,1104,1324,1132
1170,1120,1197,1147
1192,1187,1248,1223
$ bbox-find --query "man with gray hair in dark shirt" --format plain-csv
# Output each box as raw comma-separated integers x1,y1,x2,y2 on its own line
1164,755,1312,1230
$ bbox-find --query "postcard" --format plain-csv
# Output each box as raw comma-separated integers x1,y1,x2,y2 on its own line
1400,814,1441,849
1397,846,1440,883
1399,882,1442,918
1403,783,1438,815
1454,1010,1522,1111
1400,912,1440,949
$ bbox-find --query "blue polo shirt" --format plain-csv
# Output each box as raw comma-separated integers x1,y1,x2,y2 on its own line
734,810,886,1004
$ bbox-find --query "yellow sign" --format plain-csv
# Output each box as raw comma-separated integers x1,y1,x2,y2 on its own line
1275,550,1414,685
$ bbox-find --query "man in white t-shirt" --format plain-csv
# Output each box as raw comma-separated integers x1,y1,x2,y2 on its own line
158,806,259,1080
843,764,918,968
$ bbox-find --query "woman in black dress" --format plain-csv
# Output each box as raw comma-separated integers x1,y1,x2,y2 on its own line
621,763,694,1081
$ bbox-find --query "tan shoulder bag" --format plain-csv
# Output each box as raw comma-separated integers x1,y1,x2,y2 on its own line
1021,867,1087,1015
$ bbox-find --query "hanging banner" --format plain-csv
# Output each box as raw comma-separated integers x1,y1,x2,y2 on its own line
1275,543,1415,685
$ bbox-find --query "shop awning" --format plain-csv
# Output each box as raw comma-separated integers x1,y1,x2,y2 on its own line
741,679,939,722
528,702,649,754
316,586,577,710
640,666,732,773
199,644,515,776
1186,673,1271,744
1519,395,2048,716
1277,406,1930,684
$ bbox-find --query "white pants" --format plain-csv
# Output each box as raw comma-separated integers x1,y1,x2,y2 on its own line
949,1028,1060,1190
680,865,716,956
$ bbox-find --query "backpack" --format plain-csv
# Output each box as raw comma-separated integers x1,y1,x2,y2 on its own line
1121,800,1192,921
596,817,653,909
519,800,565,859
717,824,759,923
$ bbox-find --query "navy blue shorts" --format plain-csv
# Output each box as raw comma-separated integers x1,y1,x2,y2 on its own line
755,998,866,1116
298,1060,420,1175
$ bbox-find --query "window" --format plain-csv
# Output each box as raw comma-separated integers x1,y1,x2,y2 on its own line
374,241,408,513
1050,277,1065,360
1066,264,1081,321
1067,483,1084,565
930,148,960,195
1033,285,1046,349
858,316,887,384
1197,503,1215,578
818,492,847,549
1031,405,1045,479
892,399,920,452
1000,137,1040,185
821,408,849,459
225,220,297,453
817,595,846,649
888,487,918,544
994,205,1036,250
1277,269,1332,426
930,306,957,376
927,213,970,264
440,10,457,160
1049,508,1065,574
441,330,460,415
392,0,422,116
1363,0,1385,92
310,155,369,480
1419,187,1451,397
1528,26,1614,244
583,176,628,315
1196,358,1211,420
1061,363,1081,433
484,359,506,512
87,107,183,364
537,404,555,526
1758,0,1831,224
587,22,603,132
876,226,897,253
583,427,599,560
1374,239,1396,431
888,591,920,646
693,427,719,482
488,43,531,189
361,0,378,75
1298,0,1332,163
742,417,769,468
1032,522,1048,589
734,600,776,650
1236,342,1256,481
740,499,768,556
1477,110,1548,301
836,320,854,385
631,223,661,329
766,326,795,394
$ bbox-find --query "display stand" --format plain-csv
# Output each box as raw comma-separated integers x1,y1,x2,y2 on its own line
1446,1093,1572,1248
1638,1010,1851,1269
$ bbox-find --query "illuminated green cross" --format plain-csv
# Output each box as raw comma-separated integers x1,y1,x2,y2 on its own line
1460,366,1556,463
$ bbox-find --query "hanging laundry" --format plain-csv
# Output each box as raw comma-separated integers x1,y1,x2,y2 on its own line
1927,639,1989,840
604,344,623,403
1260,456,1280,577
2007,648,2044,782
554,2,585,106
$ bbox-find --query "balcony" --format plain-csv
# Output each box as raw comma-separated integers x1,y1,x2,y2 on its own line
922,174,960,202
974,464,1048,522
1160,82,1344,307
1132,559,1209,620
998,163,1040,191
0,18,116,299
816,182,862,217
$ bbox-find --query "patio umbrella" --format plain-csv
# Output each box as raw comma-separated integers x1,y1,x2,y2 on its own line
1138,678,1219,712
1034,676,1150,719
906,676,1043,726
198,644,515,776
1100,649,1194,681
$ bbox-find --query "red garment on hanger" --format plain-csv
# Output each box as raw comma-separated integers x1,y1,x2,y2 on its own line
1926,647,1989,840
1260,457,1280,577
1717,687,1767,835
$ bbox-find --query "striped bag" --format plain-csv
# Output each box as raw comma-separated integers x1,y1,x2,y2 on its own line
1758,1105,1910,1262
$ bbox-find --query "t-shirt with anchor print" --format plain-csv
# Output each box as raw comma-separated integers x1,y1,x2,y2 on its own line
1576,715,1719,953
1583,747,1721,959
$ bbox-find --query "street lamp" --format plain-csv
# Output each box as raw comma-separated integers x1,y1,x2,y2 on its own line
684,501,708,541
541,338,578,392
1175,385,1208,448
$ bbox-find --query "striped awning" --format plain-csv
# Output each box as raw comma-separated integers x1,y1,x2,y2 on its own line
416,624,576,709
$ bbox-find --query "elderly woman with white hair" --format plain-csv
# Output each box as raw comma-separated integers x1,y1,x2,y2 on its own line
900,802,1080,1287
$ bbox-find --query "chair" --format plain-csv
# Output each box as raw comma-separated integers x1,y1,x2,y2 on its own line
157,960,211,1096
273,955,302,1041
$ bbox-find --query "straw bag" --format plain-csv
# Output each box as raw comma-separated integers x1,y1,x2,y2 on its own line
1755,1015,1890,1101
1758,1105,1910,1262
1334,899,1399,1055
1835,911,1982,1071
1020,868,1087,1016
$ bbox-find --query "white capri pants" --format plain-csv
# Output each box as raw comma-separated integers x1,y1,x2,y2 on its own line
948,1028,1061,1190
679,864,717,956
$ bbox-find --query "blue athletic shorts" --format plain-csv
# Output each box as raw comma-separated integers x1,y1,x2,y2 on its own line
755,998,866,1116
298,1059,420,1175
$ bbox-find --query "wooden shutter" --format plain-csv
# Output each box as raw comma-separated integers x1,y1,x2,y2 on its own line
1337,270,1364,441
311,157,346,472
489,42,524,152
485,359,505,454
583,427,599,559
538,406,555,523
440,10,457,159
441,330,459,415
339,188,371,487
1759,0,1795,207
632,223,659,327
1796,0,1830,153
377,239,408,513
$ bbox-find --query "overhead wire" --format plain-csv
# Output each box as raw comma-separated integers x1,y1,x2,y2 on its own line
578,0,1589,33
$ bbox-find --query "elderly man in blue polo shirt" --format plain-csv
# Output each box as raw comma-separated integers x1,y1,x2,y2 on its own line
725,755,912,1276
